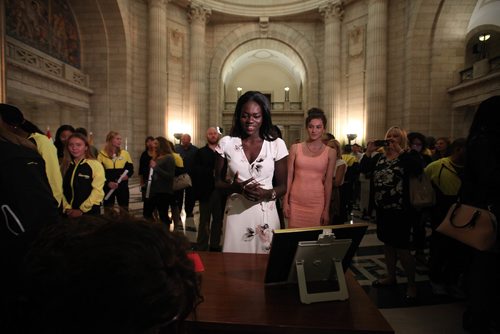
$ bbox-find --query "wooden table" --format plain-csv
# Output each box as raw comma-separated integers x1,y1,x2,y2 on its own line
186,252,394,334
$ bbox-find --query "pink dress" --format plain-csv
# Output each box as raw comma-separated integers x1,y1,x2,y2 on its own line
288,144,330,228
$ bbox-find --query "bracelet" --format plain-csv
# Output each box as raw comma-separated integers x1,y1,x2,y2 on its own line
270,189,277,201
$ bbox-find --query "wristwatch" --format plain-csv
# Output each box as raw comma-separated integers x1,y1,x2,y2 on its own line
270,189,277,201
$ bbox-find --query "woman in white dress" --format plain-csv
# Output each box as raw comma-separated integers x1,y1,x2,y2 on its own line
215,91,288,254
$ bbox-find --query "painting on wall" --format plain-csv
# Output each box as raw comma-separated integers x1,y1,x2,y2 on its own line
6,0,81,69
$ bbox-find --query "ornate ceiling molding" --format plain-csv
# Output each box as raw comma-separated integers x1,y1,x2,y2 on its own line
184,0,334,17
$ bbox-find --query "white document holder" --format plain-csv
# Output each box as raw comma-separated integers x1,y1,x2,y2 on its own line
288,238,352,304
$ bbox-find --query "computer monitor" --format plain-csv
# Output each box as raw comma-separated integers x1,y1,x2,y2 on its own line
264,223,368,285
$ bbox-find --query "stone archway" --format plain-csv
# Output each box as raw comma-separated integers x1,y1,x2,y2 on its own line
69,0,130,148
208,23,320,139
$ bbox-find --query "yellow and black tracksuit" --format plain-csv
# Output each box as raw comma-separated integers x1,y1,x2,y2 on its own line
98,149,134,209
63,159,105,215
28,132,63,207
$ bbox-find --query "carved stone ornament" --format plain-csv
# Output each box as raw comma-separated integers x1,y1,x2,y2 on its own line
169,28,184,60
188,2,212,24
319,0,344,21
348,26,364,59
260,17,269,38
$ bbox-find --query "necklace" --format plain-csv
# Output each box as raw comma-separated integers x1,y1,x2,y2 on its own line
305,141,324,154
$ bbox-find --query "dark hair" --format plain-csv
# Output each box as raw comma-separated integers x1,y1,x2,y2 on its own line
155,136,172,156
167,139,176,152
0,103,24,126
230,91,278,141
450,137,466,152
468,96,500,140
0,104,44,134
426,136,436,149
407,132,428,150
75,127,88,137
22,214,202,334
144,136,155,150
54,125,76,158
324,133,335,140
305,108,327,128
272,125,283,139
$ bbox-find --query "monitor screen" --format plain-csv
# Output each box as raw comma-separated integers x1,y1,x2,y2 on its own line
264,223,368,284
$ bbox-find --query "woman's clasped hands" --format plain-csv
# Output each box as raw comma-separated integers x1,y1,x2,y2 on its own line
232,172,268,202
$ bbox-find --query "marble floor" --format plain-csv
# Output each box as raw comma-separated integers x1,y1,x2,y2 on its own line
128,181,467,333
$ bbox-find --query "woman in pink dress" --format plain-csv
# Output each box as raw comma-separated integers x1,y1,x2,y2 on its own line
283,108,336,228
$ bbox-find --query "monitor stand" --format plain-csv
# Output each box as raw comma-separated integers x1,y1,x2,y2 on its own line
295,257,349,304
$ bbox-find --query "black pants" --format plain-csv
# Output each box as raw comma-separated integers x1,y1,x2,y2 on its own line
103,183,129,210
176,186,196,216
463,250,500,333
143,193,175,226
197,190,225,250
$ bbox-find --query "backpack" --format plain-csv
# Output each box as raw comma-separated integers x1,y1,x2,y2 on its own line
0,141,59,240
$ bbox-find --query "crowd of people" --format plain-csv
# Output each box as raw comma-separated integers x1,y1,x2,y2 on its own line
0,94,498,333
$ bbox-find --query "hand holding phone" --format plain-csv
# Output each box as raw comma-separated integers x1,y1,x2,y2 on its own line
373,139,390,147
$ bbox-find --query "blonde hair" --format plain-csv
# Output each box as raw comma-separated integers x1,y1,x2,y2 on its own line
104,131,122,157
327,139,342,159
61,133,95,175
385,126,408,149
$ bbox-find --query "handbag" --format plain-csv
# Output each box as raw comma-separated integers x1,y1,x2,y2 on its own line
409,173,436,208
173,173,192,191
436,202,497,251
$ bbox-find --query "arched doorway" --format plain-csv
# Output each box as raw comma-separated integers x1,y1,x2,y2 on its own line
208,23,320,146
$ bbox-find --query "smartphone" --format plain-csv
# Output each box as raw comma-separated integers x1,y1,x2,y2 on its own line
373,139,390,147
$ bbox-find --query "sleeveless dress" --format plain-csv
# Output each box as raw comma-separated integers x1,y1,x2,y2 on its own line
288,143,330,228
217,136,288,254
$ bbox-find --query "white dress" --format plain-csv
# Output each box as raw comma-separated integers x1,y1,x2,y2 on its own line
217,136,288,254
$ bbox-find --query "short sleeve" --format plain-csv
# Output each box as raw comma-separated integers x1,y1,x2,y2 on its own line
216,136,231,158
272,138,288,161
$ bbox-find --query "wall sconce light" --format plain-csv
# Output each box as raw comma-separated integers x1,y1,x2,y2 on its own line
173,133,183,142
216,126,224,135
477,33,491,59
237,87,242,98
284,86,290,102
346,133,357,145
478,34,490,42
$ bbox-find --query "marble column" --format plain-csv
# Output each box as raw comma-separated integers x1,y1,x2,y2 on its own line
319,1,343,135
365,0,388,140
188,2,211,146
147,0,168,136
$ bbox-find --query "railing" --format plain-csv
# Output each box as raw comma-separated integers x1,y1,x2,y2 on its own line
5,37,90,90
459,67,473,81
490,56,500,72
459,55,500,83
224,101,302,111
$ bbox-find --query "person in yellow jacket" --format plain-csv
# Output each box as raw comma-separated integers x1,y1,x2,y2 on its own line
424,138,466,297
0,104,63,207
61,133,105,217
98,131,134,211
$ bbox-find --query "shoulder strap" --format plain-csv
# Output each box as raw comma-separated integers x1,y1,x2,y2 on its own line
437,162,458,186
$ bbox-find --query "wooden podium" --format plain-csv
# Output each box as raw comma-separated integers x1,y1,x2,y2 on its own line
185,252,394,334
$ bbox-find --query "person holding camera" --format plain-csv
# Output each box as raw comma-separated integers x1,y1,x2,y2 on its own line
360,126,423,301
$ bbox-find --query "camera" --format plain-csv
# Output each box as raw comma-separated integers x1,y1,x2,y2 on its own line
373,139,391,147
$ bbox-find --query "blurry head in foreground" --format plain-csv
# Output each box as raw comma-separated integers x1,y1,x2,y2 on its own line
22,214,202,334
